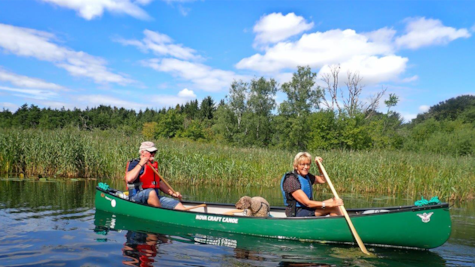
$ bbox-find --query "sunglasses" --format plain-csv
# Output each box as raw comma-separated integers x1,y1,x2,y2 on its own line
149,150,157,155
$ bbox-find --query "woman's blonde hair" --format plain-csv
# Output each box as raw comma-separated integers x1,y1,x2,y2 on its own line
293,152,312,169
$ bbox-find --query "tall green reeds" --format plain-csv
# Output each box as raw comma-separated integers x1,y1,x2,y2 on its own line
0,128,140,178
0,128,474,201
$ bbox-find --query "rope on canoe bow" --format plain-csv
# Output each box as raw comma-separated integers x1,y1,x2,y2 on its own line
98,182,110,191
414,196,441,206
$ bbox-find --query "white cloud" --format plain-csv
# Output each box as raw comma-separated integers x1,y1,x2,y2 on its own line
400,75,419,83
117,29,199,60
144,58,246,92
40,0,152,20
0,85,59,100
178,88,196,98
0,68,65,90
419,105,430,113
238,17,470,89
317,55,408,86
400,112,418,122
364,27,396,44
253,13,313,46
237,28,396,73
123,29,242,93
0,23,133,85
178,5,191,16
274,72,293,85
396,17,471,50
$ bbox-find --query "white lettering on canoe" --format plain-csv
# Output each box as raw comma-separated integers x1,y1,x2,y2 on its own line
222,217,238,223
195,215,239,224
196,215,207,220
208,216,222,222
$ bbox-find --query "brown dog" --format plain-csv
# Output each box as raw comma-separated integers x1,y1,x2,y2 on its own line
235,196,270,217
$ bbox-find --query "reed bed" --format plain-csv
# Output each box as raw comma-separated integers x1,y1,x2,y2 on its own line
0,129,473,201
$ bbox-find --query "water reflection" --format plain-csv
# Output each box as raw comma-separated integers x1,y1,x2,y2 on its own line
1,178,474,266
122,231,168,267
93,209,448,267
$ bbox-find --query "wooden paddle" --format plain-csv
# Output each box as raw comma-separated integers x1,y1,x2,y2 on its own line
224,209,245,215
146,162,182,201
184,203,207,211
316,160,370,255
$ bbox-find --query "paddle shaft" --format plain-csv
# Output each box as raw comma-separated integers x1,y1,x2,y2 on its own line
184,203,207,211
146,162,181,201
316,160,370,255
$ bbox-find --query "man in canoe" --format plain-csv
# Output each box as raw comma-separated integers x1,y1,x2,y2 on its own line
125,141,185,210
281,152,343,217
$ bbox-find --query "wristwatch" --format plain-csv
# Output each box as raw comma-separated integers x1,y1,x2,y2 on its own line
322,202,326,209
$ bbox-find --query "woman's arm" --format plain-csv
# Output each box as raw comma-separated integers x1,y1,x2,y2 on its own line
291,190,342,209
291,190,325,208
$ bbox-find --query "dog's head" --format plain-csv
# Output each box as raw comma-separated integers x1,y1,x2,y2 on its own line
235,196,252,209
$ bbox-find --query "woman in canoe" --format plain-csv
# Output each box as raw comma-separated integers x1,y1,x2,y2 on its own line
281,152,343,217
125,141,185,210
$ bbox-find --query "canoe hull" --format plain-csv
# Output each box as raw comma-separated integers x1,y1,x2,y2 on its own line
94,188,451,249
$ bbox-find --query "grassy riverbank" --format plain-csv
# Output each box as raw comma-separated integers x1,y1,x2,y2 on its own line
1,129,473,201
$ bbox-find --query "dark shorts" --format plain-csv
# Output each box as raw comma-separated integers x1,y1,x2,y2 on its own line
131,188,179,209
296,207,316,217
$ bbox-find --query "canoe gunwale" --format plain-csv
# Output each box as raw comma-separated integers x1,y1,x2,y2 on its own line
95,187,449,220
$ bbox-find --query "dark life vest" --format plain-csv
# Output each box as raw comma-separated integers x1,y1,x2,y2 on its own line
280,171,314,216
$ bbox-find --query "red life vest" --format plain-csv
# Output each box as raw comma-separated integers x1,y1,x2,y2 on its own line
140,161,161,189
125,160,161,190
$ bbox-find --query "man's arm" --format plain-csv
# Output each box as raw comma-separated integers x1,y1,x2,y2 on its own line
125,154,149,183
159,180,182,199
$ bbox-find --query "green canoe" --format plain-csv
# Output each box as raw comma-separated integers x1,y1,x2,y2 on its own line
95,187,451,249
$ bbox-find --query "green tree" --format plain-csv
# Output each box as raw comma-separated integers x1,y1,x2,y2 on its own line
181,119,205,141
0,109,13,128
200,96,216,120
247,77,277,146
156,109,184,138
213,81,248,144
277,66,322,150
142,122,158,140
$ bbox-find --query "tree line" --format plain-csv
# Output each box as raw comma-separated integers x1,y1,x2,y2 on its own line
1,66,474,156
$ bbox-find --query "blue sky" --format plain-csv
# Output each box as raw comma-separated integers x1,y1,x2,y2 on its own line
0,0,474,121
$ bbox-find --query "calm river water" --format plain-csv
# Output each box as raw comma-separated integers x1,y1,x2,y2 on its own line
1,177,474,267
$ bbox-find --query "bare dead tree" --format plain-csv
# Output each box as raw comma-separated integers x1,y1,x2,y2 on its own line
364,86,387,119
321,64,342,113
344,71,364,117
320,64,387,119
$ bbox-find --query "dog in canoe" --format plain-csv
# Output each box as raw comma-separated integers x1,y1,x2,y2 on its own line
235,196,270,217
